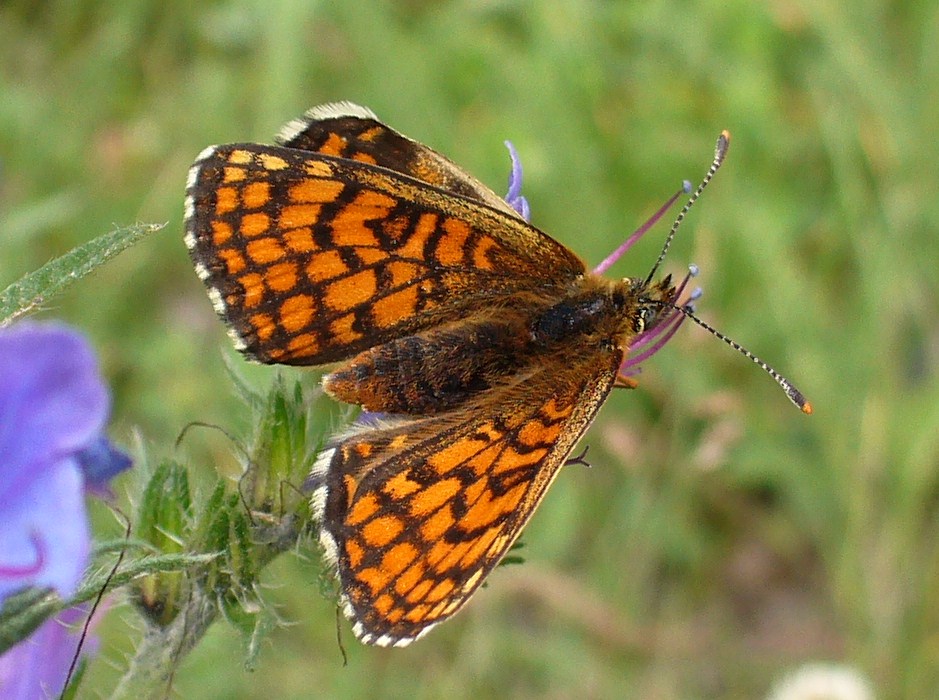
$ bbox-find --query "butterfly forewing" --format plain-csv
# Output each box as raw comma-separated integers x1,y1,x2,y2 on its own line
310,348,623,646
185,143,585,366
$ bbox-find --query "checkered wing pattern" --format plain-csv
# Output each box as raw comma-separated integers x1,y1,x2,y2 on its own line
309,348,622,646
184,142,585,366
276,101,523,218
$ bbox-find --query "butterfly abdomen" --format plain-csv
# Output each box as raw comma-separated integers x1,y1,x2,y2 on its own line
323,312,534,414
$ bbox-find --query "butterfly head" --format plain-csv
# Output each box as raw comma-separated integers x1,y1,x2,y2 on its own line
614,265,701,377
629,273,680,334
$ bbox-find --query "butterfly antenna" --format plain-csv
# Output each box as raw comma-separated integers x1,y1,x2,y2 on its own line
644,131,731,288
665,303,812,414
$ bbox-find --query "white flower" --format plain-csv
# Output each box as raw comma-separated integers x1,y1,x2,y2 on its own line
767,664,875,700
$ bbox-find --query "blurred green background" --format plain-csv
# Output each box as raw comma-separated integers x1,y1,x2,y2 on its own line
2,1,937,697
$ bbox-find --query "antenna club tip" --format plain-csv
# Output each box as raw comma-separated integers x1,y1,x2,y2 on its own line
714,131,731,161
801,401,813,415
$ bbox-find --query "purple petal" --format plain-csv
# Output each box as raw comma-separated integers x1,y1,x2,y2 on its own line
0,322,124,606
592,184,686,276
76,435,132,497
0,323,108,501
0,457,89,601
503,141,531,221
355,410,391,427
0,604,104,699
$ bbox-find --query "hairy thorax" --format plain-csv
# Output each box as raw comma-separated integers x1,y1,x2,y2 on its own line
323,274,674,415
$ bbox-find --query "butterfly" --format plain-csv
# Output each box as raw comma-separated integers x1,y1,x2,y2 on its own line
184,102,809,648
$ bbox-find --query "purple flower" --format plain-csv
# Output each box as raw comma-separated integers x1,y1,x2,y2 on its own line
0,603,105,699
0,322,130,605
503,140,531,221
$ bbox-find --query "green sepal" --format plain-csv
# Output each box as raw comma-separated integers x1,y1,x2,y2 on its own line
227,493,256,585
216,586,277,672
192,482,257,600
221,351,265,411
242,375,318,520
134,460,194,626
191,480,232,596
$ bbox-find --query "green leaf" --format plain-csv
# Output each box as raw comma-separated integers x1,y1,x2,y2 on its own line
0,221,164,326
0,588,61,654
73,551,219,601
0,552,217,655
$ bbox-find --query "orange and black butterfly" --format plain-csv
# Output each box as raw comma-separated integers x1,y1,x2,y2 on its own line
184,102,809,647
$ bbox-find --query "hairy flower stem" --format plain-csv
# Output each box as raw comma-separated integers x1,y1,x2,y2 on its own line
111,515,303,699
111,586,219,700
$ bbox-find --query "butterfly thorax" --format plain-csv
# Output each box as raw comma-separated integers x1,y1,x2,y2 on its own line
531,275,652,346
323,274,677,416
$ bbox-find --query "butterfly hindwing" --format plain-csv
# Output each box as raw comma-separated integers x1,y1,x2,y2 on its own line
309,347,622,646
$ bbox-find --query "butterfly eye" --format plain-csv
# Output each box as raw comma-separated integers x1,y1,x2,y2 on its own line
633,307,654,334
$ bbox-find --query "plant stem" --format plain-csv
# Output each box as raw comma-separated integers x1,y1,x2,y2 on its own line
110,587,219,700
